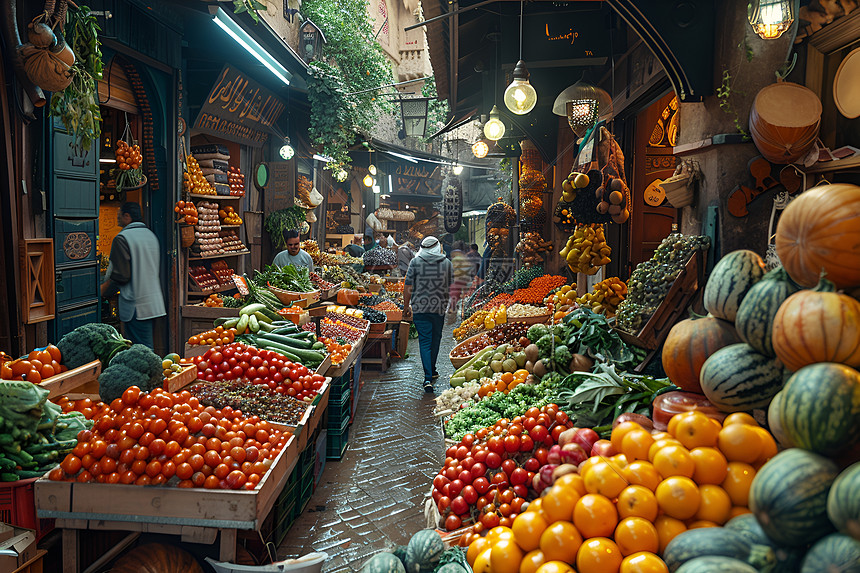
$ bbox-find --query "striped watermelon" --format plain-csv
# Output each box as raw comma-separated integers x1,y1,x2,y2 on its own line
405,530,445,573
703,250,767,322
828,462,860,542
699,343,785,412
766,390,795,449
676,556,759,573
800,533,860,573
662,528,776,572
725,513,805,572
749,448,839,546
735,267,801,357
771,362,860,456
363,553,407,573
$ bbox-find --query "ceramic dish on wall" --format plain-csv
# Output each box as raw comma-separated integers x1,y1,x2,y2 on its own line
834,46,860,119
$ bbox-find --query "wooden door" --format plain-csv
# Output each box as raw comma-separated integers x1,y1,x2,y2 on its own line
628,93,680,269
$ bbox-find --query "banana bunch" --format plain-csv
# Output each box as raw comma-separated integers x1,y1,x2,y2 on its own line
559,224,611,274
453,305,508,341
560,171,590,202
576,277,627,316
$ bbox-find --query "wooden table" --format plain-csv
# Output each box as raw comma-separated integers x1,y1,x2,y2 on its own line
361,329,392,372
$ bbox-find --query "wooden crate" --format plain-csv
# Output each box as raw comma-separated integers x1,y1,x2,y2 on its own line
163,365,199,393
327,335,365,378
37,360,101,399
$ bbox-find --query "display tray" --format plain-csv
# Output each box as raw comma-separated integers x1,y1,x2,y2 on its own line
368,321,386,333
449,331,489,368
187,281,236,295
35,432,298,530
327,334,366,379
37,360,101,399
505,312,551,325
189,250,249,260
314,353,332,376
187,193,242,200
268,285,320,306
163,364,199,393
181,305,239,320
320,286,340,300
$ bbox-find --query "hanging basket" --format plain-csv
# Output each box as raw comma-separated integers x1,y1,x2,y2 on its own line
661,174,693,208
444,177,463,234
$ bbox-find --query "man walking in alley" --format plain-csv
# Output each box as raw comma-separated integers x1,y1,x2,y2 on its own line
100,202,166,349
403,236,452,393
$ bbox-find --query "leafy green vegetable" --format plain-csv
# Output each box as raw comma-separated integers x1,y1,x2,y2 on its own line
562,308,647,371
255,264,315,292
264,207,308,249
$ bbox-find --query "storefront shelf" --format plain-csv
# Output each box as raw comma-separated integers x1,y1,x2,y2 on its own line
188,250,250,260
188,193,243,200
220,224,242,228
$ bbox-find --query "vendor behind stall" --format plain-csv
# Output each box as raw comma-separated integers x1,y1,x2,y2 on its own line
344,236,365,258
363,233,377,251
273,229,314,272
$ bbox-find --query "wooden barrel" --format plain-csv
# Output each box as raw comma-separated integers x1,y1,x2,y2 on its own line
749,82,822,164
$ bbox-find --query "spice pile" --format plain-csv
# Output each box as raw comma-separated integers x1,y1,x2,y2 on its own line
188,380,309,425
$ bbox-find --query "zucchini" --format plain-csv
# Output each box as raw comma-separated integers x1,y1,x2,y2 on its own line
255,341,302,362
223,317,240,329
1,473,18,482
236,314,250,334
257,321,276,333
248,314,260,333
14,469,48,479
253,311,273,324
257,307,281,322
213,317,229,327
240,303,267,316
256,333,314,349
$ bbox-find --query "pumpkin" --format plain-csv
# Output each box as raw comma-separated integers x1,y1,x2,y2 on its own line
771,276,860,371
662,316,742,393
775,182,860,289
109,543,204,573
703,250,767,322
734,267,801,357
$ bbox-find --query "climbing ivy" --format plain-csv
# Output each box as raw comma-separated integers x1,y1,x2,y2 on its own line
422,77,449,141
232,0,266,23
301,0,396,172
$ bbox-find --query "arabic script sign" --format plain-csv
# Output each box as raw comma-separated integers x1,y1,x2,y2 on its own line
389,162,442,197
194,64,286,146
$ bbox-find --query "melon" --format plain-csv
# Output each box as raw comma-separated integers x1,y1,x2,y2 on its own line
734,267,801,357
703,250,767,322
828,462,860,542
699,343,785,412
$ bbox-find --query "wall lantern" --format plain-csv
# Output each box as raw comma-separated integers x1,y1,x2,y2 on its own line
483,105,506,141
398,97,431,138
472,140,489,158
748,0,794,39
553,81,612,136
278,137,295,160
300,19,327,63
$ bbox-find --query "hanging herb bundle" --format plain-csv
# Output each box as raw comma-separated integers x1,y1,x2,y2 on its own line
49,5,103,151
264,206,308,249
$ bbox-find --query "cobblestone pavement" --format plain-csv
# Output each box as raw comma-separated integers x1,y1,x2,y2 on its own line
277,322,457,571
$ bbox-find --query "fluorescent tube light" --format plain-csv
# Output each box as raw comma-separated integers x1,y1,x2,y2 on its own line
313,154,334,163
213,8,291,86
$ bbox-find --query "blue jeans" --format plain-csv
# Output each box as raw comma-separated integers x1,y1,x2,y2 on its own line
123,313,155,349
413,313,444,382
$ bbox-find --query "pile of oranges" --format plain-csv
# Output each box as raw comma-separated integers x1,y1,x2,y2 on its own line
465,410,776,573
115,140,142,171
0,345,67,383
187,326,235,347
476,370,531,399
174,201,199,225
318,338,352,366
513,276,568,305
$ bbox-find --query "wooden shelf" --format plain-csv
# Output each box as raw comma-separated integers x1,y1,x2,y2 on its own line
799,154,860,174
187,281,237,295
188,250,249,260
188,193,243,200
220,224,242,228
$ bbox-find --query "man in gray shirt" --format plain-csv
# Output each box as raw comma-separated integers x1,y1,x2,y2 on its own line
273,229,315,272
403,236,452,393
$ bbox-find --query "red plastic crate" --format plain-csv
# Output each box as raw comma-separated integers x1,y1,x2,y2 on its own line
0,477,54,541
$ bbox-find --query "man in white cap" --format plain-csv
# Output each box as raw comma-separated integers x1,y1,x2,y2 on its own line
403,236,453,392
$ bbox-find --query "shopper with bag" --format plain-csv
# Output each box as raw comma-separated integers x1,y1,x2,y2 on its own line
403,236,452,393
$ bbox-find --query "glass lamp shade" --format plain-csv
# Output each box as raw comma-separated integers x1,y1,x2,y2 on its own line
472,140,489,158
553,82,612,135
368,164,377,176
363,174,375,187
452,164,464,175
279,138,295,160
484,106,506,140
504,60,537,115
748,0,794,39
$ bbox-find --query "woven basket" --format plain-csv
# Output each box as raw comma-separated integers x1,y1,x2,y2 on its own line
267,283,320,305
660,174,694,208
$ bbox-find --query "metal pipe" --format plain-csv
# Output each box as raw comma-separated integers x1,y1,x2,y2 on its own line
346,76,433,96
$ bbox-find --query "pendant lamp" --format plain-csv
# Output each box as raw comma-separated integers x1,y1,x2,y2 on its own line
503,1,537,115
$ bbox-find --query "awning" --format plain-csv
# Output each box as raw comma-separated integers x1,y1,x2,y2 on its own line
367,138,497,170
428,107,478,139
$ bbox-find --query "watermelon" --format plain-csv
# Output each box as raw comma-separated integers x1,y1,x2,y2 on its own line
363,553,407,573
405,530,445,573
800,533,860,573
766,390,795,449
749,448,839,546
703,250,767,322
725,514,805,572
771,362,860,456
735,267,801,357
828,462,860,542
676,556,759,573
699,343,785,412
662,528,776,572
436,565,468,573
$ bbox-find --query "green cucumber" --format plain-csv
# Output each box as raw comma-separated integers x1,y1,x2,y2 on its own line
257,321,276,332
256,338,324,363
248,314,260,333
257,333,314,349
253,311,273,324
1,473,18,482
0,457,15,471
257,307,281,322
254,341,302,362
14,469,48,479
240,303,267,316
213,317,229,327
223,317,240,329
236,314,250,334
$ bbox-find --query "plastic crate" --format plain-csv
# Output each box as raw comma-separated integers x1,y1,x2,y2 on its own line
328,373,351,400
0,478,54,541
327,393,351,428
314,429,327,486
274,501,297,546
326,424,349,460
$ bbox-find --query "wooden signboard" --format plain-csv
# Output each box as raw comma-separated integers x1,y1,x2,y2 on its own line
263,161,294,214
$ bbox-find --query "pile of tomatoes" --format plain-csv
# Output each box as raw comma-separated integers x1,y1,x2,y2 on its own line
174,200,199,225
48,385,290,489
433,404,576,532
115,140,142,170
0,344,67,384
190,342,326,401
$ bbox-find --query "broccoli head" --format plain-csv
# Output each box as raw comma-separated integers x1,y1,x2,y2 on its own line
536,334,560,359
97,344,163,403
527,324,550,343
57,323,132,369
553,345,572,372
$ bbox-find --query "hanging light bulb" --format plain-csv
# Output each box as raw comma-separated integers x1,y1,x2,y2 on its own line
472,140,489,158
748,0,794,39
363,174,375,187
483,105,506,140
504,60,538,115
372,185,381,194
278,137,295,160
368,164,377,176
452,164,464,175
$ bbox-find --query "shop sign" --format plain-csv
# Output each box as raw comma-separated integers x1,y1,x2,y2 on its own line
644,179,666,207
503,12,609,62
194,64,286,146
390,162,443,197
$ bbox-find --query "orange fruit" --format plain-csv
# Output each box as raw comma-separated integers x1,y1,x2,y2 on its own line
519,550,546,573
694,484,732,524
491,539,524,573
752,427,778,464
612,421,644,453
620,552,669,573
579,456,602,478
501,372,514,384
673,411,720,449
576,537,623,573
689,447,728,485
538,521,582,563
621,429,655,461
534,561,575,573
722,412,759,427
526,498,544,516
654,515,687,553
616,485,659,521
623,461,662,492
512,511,549,552
729,506,752,518
487,526,515,544
655,476,700,520
717,424,762,463
686,520,719,529
652,445,695,479
614,517,660,555
467,538,490,566
472,547,493,573
583,461,629,498
721,462,756,506
542,485,581,523
554,473,587,497
648,438,682,462
573,494,618,538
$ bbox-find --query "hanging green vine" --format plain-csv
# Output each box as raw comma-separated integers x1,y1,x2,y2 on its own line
232,0,266,23
49,5,103,151
301,0,395,172
716,38,754,140
422,77,449,142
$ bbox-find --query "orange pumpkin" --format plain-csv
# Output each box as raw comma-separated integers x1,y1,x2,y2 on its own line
772,277,860,371
109,543,204,573
661,316,742,393
775,183,860,289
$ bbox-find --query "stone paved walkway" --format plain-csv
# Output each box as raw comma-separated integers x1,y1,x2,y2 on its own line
277,323,457,571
